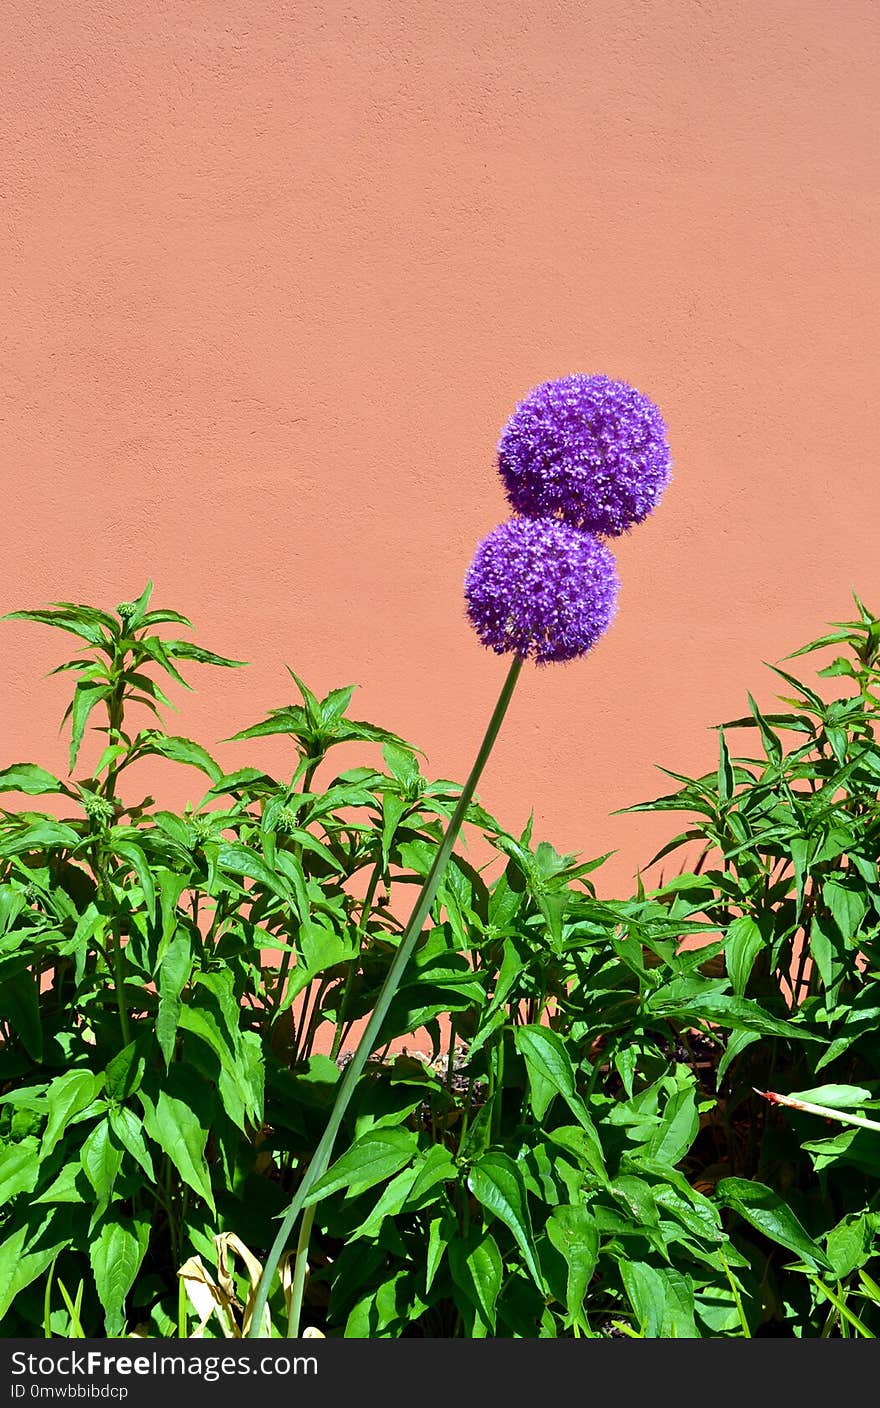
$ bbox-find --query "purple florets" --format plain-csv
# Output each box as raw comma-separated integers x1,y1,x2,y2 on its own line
498,373,671,537
464,517,618,664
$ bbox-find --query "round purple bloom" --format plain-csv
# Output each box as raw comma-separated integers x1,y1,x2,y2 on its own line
464,517,618,664
498,374,671,537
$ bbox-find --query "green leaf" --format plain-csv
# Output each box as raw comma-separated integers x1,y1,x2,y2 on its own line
178,1005,250,1121
81,1119,123,1213
137,733,222,781
278,921,351,1011
139,1088,215,1211
33,1158,89,1205
90,1213,151,1336
113,839,156,920
0,1136,41,1202
467,1152,544,1291
0,1210,72,1321
724,915,765,996
120,581,154,629
156,933,192,1066
347,1162,422,1242
644,1083,699,1165
136,635,191,690
0,765,71,796
716,1177,831,1270
717,730,734,803
514,1025,606,1174
69,682,110,771
216,842,290,902
141,608,194,630
784,1084,873,1109
449,1232,503,1332
621,1263,699,1338
304,1129,419,1204
382,743,421,788
747,693,783,764
425,1213,453,1295
403,1143,457,1208
823,880,867,943
3,607,113,648
0,820,81,859
717,1029,760,1087
826,1215,872,1279
163,640,246,669
646,983,818,1042
41,1070,100,1158
108,1106,155,1180
320,685,357,725
546,1205,598,1325
104,1043,146,1103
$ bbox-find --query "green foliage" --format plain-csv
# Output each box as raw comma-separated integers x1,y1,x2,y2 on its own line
1,586,880,1337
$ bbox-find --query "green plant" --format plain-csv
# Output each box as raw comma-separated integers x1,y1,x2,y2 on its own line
3,587,880,1338
620,594,880,1334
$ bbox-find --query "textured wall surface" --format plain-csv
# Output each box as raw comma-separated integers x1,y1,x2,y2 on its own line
2,0,878,894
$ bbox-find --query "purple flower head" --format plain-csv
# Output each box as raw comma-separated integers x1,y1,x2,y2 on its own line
464,517,618,664
498,374,671,537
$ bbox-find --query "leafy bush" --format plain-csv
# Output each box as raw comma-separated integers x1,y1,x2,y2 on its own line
1,586,879,1338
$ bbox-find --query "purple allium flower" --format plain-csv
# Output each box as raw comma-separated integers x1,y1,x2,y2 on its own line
464,517,618,664
498,374,671,537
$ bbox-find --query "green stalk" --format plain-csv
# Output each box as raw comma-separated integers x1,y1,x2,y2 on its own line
249,655,523,1337
102,674,127,801
286,1204,316,1338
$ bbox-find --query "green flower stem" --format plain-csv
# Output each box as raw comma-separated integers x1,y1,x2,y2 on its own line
249,654,524,1338
286,1204,316,1338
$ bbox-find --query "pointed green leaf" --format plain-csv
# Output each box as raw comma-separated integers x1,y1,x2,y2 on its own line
824,880,867,943
90,1213,150,1336
514,1025,605,1173
113,840,156,920
139,1088,215,1211
0,1210,72,1321
304,1128,418,1204
216,842,290,902
108,1106,155,1180
3,608,111,648
164,640,246,669
156,933,192,1066
81,1119,123,1213
69,683,110,771
449,1231,503,1332
467,1152,544,1290
0,765,71,797
0,1136,41,1202
724,915,765,996
717,730,734,803
137,733,222,781
621,1263,699,1338
546,1205,598,1324
716,1177,832,1270
41,1070,100,1157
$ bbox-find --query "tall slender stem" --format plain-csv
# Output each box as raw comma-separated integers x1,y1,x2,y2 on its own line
286,1205,316,1338
249,655,523,1337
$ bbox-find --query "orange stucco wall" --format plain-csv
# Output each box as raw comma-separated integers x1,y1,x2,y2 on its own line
2,0,878,896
